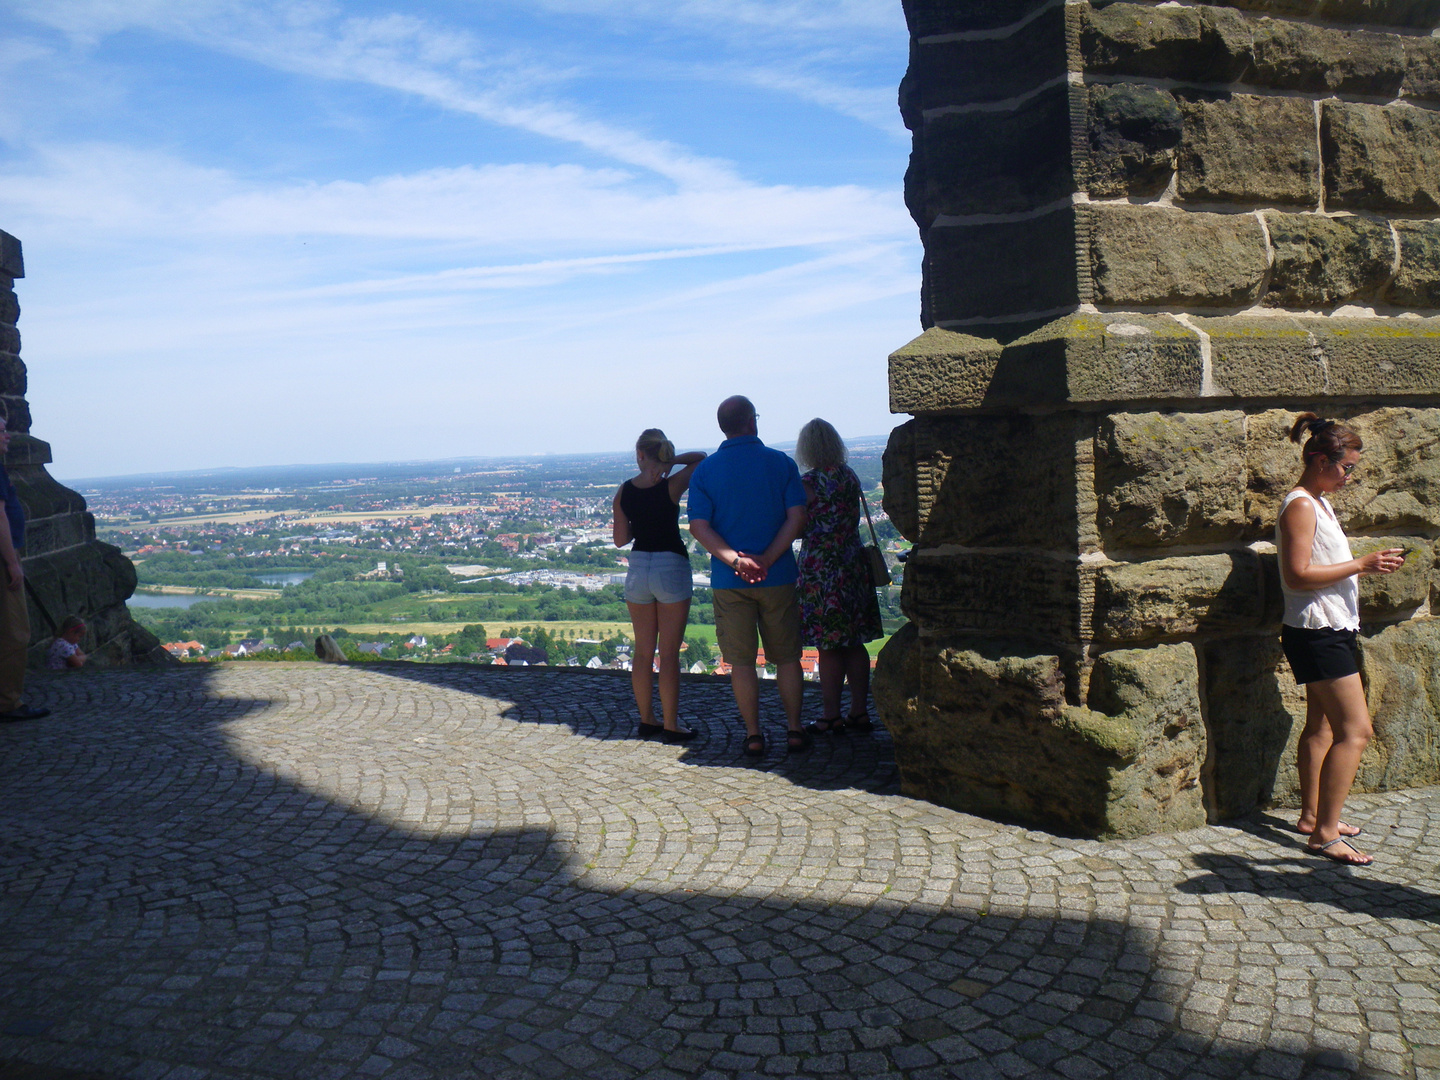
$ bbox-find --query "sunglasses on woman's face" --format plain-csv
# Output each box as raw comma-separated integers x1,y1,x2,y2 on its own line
1337,461,1357,476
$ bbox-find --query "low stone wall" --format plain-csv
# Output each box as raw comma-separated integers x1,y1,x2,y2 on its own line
878,0,1440,837
0,229,165,666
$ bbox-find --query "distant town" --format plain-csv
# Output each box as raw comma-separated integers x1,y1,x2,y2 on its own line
77,443,905,672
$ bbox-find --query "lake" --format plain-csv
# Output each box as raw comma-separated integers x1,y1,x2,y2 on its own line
256,571,315,586
129,592,217,609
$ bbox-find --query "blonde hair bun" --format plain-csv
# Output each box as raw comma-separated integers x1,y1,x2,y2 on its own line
636,428,675,466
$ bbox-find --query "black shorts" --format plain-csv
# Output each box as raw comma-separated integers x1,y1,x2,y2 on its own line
1281,624,1361,685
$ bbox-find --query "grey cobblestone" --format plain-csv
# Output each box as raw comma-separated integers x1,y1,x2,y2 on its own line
0,664,1437,1079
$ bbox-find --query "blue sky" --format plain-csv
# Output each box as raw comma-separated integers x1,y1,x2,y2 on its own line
0,0,920,480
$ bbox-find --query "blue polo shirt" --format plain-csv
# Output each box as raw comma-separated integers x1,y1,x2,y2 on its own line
688,435,806,589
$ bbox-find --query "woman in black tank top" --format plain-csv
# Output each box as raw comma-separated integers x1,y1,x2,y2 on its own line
613,429,706,743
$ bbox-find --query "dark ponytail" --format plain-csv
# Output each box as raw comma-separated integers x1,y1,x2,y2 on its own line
1289,412,1362,463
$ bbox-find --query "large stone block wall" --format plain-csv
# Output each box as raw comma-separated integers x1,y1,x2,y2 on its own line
0,230,166,666
901,0,1440,327
879,0,1440,837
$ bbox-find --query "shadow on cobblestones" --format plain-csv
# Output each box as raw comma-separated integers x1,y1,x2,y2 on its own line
1179,819,1440,924
0,666,1426,1079
368,662,905,794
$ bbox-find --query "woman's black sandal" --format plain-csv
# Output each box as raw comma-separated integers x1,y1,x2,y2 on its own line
662,727,697,744
845,714,875,734
806,716,844,735
638,721,664,738
786,729,813,753
743,734,766,758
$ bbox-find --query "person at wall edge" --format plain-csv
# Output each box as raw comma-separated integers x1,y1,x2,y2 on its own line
688,396,809,757
793,418,882,734
0,413,49,721
1275,412,1403,866
613,429,705,743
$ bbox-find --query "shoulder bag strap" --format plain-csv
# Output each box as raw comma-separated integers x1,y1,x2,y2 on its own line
859,488,880,548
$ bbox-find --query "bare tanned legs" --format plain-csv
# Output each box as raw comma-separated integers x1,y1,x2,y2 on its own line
1298,672,1373,864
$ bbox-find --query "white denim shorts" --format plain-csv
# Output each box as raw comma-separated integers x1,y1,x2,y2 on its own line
624,550,693,605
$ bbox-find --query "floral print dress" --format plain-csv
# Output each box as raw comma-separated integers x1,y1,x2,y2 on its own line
796,464,883,649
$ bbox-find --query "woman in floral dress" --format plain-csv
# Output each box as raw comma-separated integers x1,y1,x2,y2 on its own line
794,419,884,733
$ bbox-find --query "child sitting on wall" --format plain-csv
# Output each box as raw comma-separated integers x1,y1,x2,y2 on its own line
46,616,87,670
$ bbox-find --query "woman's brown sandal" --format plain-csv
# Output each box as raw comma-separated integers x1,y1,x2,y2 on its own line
743,734,766,758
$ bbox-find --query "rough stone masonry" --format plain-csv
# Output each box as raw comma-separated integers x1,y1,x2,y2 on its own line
0,229,165,666
875,0,1440,838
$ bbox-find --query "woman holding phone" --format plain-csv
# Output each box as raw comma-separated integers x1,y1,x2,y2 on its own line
1276,413,1404,866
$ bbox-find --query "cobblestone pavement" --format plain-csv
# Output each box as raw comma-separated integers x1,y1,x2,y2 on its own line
1,663,1438,1080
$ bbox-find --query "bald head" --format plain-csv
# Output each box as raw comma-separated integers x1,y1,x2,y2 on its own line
717,396,757,437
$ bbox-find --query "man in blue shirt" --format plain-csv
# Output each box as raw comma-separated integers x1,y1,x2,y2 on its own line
689,396,808,756
0,414,48,721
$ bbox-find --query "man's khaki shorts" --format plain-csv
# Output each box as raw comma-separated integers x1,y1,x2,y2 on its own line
712,584,801,667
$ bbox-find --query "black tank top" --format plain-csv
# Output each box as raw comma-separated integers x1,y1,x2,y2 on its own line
620,480,688,557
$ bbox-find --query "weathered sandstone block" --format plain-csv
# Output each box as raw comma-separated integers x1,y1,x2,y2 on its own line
1249,20,1404,95
0,354,25,397
889,316,1205,413
1402,35,1440,101
23,513,92,558
1246,407,1440,535
0,233,20,278
991,314,1206,405
1088,205,1268,307
882,422,921,543
1095,410,1247,547
885,414,1083,549
1203,317,1440,400
1357,618,1440,792
1317,0,1440,27
1203,635,1306,817
925,210,1079,324
874,626,1206,837
887,328,1004,415
1352,536,1431,619
0,287,17,325
914,88,1073,220
1178,95,1320,206
1080,3,1251,82
907,8,1067,108
1385,220,1440,309
1093,551,1266,643
11,467,86,521
1083,644,1207,835
902,552,1082,642
1189,0,1440,29
900,0,1052,37
1261,212,1395,308
1087,84,1181,198
1321,101,1440,213
0,396,30,433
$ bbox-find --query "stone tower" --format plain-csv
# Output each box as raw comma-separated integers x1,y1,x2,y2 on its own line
875,0,1440,837
0,230,166,665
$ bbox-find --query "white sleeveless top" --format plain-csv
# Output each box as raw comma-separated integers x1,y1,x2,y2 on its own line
1276,489,1359,631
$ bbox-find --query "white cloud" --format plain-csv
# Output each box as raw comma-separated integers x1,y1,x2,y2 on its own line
0,0,921,477
517,0,898,36
0,143,909,254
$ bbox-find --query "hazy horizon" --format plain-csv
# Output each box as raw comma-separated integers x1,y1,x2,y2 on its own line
60,432,893,488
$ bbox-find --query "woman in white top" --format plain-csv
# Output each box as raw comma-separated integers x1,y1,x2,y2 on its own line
1276,413,1404,866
